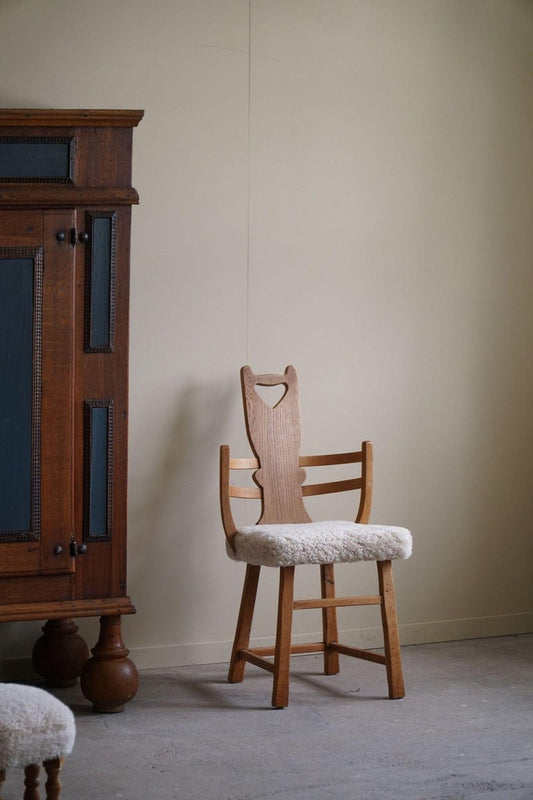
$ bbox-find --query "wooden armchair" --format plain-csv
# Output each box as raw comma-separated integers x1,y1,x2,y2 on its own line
220,365,412,708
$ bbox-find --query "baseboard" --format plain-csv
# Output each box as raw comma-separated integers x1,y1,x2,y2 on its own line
2,612,531,678
130,611,533,671
392,611,533,647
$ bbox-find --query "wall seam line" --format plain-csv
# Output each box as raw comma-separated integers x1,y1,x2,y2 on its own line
245,0,252,367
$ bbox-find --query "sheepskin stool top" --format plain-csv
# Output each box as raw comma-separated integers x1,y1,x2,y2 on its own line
0,683,75,800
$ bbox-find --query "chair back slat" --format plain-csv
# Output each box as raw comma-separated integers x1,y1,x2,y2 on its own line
299,452,363,467
229,477,362,500
229,457,260,469
302,478,362,497
241,365,311,524
231,453,361,470
229,485,262,499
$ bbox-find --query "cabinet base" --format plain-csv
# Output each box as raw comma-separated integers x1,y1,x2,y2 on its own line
80,615,139,713
32,618,90,687
0,597,137,712
0,596,136,623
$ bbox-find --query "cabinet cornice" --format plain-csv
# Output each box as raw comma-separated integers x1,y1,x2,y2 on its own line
0,109,144,127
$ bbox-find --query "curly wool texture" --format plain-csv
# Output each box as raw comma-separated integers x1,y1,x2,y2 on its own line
0,684,75,769
228,520,412,567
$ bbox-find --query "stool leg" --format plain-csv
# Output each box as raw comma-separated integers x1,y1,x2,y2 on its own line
23,764,40,800
377,560,405,699
272,566,295,708
43,758,62,800
320,563,340,675
228,564,261,683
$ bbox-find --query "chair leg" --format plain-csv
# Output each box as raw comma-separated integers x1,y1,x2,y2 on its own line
43,758,63,800
228,564,261,683
23,764,40,800
272,566,295,708
377,560,405,699
320,563,340,675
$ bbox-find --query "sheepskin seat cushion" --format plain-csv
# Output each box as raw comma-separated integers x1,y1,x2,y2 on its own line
228,520,412,567
0,684,75,769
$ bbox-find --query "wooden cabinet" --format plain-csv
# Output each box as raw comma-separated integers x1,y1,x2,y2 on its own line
0,109,143,712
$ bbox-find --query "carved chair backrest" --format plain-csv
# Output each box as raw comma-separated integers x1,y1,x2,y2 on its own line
240,365,311,525
219,366,373,549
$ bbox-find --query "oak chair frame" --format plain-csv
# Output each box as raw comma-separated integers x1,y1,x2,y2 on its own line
220,366,405,708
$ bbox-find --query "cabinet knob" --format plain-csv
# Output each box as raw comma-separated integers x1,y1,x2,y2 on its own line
78,232,90,243
55,231,66,242
77,543,88,555
53,545,63,556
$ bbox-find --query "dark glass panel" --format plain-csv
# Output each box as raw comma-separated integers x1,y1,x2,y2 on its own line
90,217,112,348
0,258,33,532
88,405,109,538
0,139,71,180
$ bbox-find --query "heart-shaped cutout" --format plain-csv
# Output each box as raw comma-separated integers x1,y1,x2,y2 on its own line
254,383,287,409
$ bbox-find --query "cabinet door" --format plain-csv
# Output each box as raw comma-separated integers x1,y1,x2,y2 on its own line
0,210,75,576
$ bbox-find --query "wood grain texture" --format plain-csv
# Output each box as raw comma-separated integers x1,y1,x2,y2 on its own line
320,563,340,675
241,365,311,524
228,564,260,683
221,439,371,533
302,477,362,496
73,205,131,601
219,445,238,548
356,440,373,523
80,615,138,712
32,618,90,687
239,650,275,674
0,187,139,208
23,764,40,800
43,758,62,800
0,596,135,622
247,642,325,657
330,642,387,665
272,566,295,708
0,109,144,127
293,594,382,609
40,210,75,574
378,560,406,698
0,575,71,603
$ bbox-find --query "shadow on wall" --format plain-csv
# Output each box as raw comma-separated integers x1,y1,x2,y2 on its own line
128,377,237,630
0,620,44,680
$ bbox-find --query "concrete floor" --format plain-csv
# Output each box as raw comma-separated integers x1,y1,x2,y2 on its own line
3,635,532,800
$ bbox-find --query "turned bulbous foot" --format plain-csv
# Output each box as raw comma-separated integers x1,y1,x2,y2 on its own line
32,619,90,687
80,615,138,712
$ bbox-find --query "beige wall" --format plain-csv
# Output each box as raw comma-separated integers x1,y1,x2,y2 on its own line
0,0,532,674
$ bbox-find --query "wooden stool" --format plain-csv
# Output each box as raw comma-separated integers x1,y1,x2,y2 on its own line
0,684,75,799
